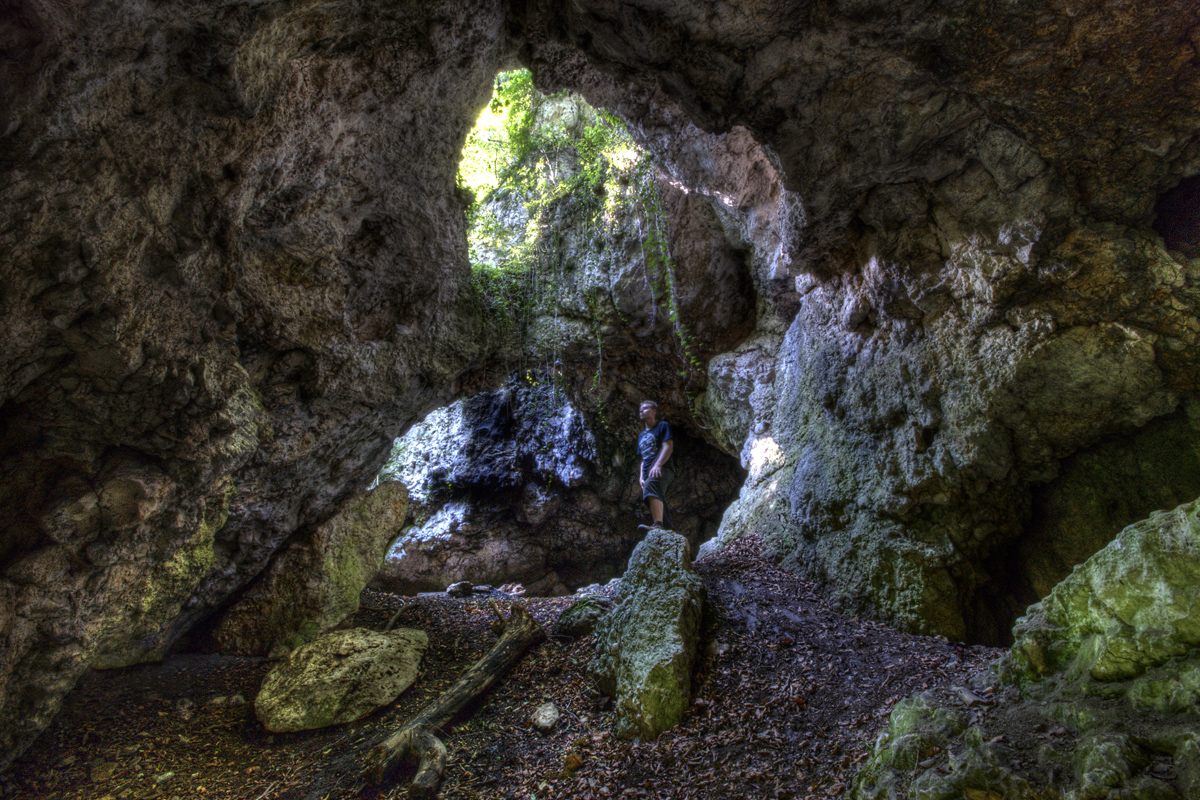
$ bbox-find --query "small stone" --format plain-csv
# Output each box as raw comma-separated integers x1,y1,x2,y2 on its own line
530,702,560,734
208,694,246,709
154,772,175,785
176,698,195,720
446,581,473,597
90,762,119,783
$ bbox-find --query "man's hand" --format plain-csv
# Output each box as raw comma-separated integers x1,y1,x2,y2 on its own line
648,464,662,479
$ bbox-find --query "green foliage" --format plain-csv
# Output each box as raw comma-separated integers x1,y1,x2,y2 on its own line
458,70,705,412
459,71,637,345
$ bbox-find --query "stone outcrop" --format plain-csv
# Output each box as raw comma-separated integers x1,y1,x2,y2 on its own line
2,0,1199,768
851,498,1200,800
590,529,705,740
1010,498,1200,685
1,0,509,764
211,481,409,657
254,627,428,733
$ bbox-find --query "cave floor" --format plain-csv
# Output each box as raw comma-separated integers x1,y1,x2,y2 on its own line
1,535,1001,800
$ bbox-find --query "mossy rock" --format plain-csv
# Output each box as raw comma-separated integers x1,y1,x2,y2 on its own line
1010,498,1200,686
255,627,427,732
589,530,704,740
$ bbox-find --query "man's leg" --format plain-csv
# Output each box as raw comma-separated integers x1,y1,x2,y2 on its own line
647,497,664,526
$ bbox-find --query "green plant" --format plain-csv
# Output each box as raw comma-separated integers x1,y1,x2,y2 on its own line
458,71,705,420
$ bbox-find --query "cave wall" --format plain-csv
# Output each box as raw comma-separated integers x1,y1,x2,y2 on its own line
1,0,1198,768
370,377,743,596
0,0,511,765
523,1,1200,642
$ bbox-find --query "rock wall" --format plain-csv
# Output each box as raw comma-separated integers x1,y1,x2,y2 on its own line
852,498,1200,799
372,377,743,595
0,0,510,765
526,2,1200,642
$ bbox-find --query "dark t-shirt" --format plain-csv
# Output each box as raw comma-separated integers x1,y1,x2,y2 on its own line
637,420,673,474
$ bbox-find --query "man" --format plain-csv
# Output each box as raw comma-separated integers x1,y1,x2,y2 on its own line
637,400,674,530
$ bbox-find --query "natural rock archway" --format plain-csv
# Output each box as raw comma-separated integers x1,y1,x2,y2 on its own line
1,0,1198,768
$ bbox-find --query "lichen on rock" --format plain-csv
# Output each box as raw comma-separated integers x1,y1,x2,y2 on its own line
852,498,1200,800
212,481,410,657
590,529,705,740
254,627,428,733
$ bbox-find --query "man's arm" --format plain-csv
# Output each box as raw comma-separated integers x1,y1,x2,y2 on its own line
648,439,673,478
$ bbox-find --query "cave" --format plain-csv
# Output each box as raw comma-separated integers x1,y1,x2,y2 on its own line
2,0,1200,795
1154,175,1200,259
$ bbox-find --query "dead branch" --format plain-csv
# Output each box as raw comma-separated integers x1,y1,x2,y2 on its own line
363,603,545,798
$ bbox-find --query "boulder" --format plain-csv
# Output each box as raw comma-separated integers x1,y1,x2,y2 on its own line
590,529,705,740
551,596,612,639
254,627,428,733
213,482,409,656
853,498,1200,800
1010,497,1200,683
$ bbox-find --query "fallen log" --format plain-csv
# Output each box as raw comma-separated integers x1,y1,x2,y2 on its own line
364,601,545,798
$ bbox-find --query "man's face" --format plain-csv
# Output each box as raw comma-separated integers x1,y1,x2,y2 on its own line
639,403,656,422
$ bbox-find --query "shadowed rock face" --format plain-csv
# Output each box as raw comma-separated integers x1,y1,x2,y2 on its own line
1,0,1198,767
371,379,745,596
0,0,510,765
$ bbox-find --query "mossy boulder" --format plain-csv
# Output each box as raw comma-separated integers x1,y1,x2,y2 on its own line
590,530,705,740
551,596,612,639
213,482,409,656
254,627,427,732
1010,498,1200,684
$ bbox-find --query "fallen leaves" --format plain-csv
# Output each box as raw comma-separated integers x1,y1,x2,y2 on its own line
1,534,1002,800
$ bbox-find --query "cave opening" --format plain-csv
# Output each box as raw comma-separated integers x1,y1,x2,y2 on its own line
1153,175,1200,258
363,70,748,598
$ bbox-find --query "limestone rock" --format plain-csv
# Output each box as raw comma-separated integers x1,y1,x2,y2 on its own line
372,378,743,595
0,0,507,765
3,0,1200,769
551,596,612,639
590,530,705,740
212,482,409,656
254,628,428,733
530,702,560,734
1019,410,1200,601
854,498,1200,800
1010,498,1200,683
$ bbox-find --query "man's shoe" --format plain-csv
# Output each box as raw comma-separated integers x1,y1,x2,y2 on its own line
638,522,664,531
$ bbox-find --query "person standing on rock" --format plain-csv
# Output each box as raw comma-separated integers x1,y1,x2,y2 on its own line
637,400,674,530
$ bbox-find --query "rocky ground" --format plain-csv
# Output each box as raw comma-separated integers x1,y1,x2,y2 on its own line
0,535,1001,800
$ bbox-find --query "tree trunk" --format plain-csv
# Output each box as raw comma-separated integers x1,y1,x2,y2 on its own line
364,602,545,798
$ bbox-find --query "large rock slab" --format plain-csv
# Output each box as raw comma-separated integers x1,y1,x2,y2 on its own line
590,529,704,740
853,498,1200,800
1010,497,1200,683
213,482,410,656
254,627,428,733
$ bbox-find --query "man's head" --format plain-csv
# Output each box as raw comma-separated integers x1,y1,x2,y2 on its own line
639,400,658,424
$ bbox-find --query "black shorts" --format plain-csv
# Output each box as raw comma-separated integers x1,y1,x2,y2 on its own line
641,462,675,502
